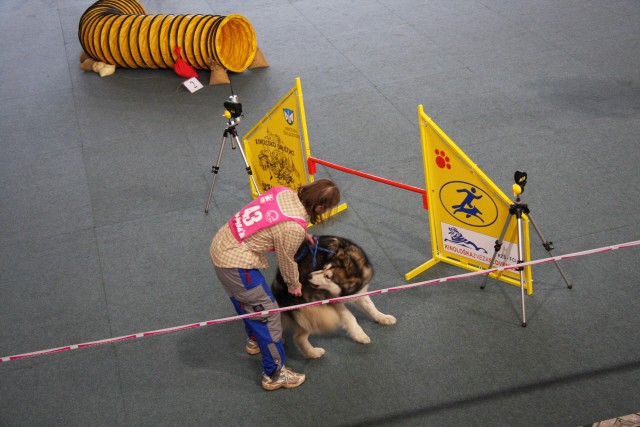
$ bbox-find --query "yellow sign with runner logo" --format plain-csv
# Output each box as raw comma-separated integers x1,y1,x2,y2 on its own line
406,105,533,293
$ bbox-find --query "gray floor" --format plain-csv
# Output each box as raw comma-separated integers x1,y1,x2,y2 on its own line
1,0,639,426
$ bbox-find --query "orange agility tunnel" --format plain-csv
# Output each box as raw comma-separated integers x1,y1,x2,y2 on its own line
78,0,266,82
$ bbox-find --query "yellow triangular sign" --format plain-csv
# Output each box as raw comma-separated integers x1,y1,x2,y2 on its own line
242,77,347,219
243,78,310,196
406,105,533,294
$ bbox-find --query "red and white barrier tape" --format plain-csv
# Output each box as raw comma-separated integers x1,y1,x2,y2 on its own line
2,240,638,363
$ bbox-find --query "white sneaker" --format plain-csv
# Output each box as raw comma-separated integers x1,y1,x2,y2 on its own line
245,338,260,355
261,367,306,391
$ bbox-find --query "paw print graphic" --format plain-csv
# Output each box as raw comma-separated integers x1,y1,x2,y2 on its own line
435,149,451,169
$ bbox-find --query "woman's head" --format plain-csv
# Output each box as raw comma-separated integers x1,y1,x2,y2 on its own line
297,179,341,224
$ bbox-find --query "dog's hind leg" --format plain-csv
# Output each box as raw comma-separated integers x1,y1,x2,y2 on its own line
351,295,397,325
334,303,371,344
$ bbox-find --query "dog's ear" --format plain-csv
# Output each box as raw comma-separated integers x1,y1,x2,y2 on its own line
325,237,341,252
340,254,354,272
341,277,362,296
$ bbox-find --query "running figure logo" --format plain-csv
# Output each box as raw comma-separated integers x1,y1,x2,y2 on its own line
439,181,498,227
452,187,484,222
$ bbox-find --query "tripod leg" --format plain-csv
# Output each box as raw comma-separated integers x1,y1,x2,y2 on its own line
527,214,573,289
232,135,261,196
481,214,513,289
205,134,227,214
516,215,527,327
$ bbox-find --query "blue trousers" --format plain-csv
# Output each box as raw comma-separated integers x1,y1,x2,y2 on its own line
215,267,286,376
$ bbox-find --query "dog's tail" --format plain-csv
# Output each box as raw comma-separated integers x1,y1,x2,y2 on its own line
292,306,341,334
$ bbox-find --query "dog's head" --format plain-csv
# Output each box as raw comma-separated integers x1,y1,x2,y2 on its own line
307,264,342,296
307,245,373,297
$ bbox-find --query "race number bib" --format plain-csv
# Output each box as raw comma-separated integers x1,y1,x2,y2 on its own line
228,187,306,242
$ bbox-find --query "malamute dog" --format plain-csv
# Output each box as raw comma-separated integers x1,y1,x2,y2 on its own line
271,236,396,359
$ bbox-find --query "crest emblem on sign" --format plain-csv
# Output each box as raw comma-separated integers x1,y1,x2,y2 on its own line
283,108,294,125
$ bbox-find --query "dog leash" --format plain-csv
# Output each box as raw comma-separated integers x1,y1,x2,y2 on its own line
295,235,336,269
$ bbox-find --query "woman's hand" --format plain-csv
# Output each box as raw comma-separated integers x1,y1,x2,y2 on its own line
288,283,303,297
305,232,315,245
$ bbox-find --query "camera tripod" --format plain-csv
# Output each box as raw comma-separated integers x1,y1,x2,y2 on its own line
204,118,261,214
480,171,572,327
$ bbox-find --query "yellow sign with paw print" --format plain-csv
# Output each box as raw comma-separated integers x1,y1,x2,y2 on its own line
406,105,533,294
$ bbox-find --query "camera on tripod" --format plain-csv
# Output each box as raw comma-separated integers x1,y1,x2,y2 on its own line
223,94,243,125
514,171,527,191
205,91,260,214
512,170,527,197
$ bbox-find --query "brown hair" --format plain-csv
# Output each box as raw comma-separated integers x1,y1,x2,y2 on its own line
297,179,341,224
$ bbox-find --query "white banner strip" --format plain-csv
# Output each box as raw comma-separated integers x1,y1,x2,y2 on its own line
2,240,638,363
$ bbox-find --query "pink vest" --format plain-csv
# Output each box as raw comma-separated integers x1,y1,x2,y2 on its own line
229,187,307,242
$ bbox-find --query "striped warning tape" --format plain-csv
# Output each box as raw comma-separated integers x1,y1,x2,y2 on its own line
2,240,638,363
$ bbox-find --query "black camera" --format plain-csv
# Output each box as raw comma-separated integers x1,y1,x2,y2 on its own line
514,171,527,192
224,94,243,119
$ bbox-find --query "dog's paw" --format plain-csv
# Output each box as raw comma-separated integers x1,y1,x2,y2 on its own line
303,347,326,359
352,332,371,344
376,314,397,325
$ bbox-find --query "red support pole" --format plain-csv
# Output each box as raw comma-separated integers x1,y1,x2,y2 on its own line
307,157,317,174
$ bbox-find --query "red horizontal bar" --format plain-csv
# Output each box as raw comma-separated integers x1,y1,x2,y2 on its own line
307,157,429,209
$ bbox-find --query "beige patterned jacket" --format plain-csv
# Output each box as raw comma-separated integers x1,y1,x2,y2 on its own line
210,190,308,289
